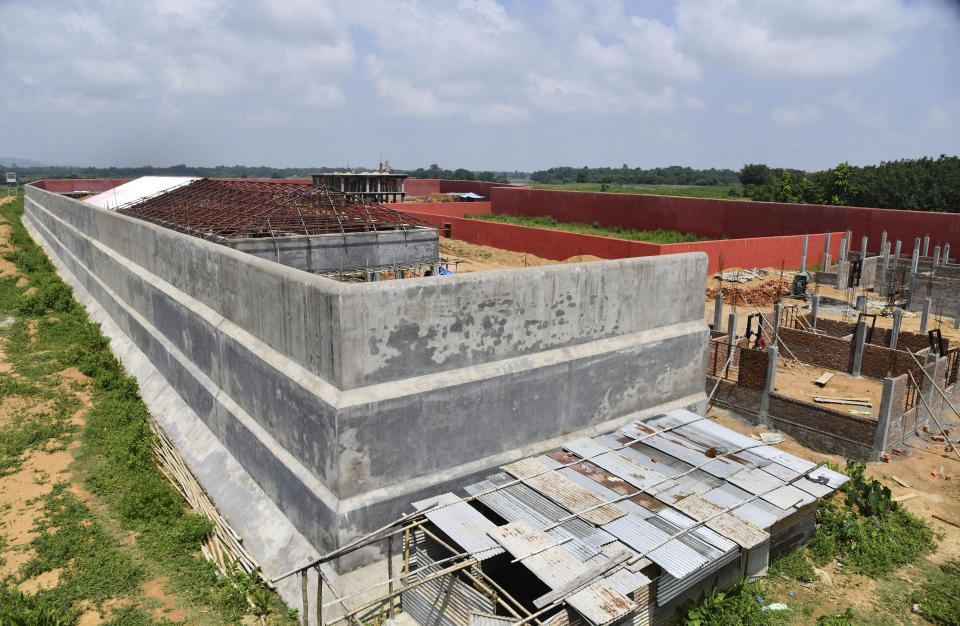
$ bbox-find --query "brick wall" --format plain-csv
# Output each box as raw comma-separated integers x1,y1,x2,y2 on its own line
777,326,854,372
909,273,960,319
802,313,934,352
859,343,916,378
766,395,876,459
737,348,767,390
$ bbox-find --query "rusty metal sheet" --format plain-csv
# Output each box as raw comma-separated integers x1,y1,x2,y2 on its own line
502,458,627,525
562,438,669,491
547,451,662,515
602,513,713,579
411,492,504,560
566,581,637,626
488,520,589,588
672,495,769,549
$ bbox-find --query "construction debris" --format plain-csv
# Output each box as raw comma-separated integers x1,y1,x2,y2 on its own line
706,278,792,307
714,269,764,283
814,373,834,388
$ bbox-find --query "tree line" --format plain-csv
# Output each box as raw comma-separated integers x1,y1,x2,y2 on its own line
739,155,960,211
529,165,740,186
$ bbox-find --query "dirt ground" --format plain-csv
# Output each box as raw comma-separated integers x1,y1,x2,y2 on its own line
771,361,883,417
439,237,602,272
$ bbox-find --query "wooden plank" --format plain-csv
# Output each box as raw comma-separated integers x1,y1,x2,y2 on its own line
893,493,917,502
812,396,872,407
814,372,834,387
891,475,912,488
502,458,627,525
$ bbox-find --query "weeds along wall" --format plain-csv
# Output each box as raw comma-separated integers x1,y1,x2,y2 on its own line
492,187,960,252
23,184,709,571
401,206,843,273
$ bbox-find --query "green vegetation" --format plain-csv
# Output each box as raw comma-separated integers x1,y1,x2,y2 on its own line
673,581,792,625
814,608,856,625
767,548,816,583
0,191,293,623
465,213,706,244
529,182,741,198
530,164,740,186
912,559,960,625
739,156,960,211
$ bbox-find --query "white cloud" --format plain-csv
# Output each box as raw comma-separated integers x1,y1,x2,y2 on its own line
469,103,531,123
725,101,754,115
825,88,888,128
922,101,960,132
771,104,821,126
675,0,925,78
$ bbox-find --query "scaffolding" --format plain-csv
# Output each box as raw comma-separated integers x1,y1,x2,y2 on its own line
116,178,436,241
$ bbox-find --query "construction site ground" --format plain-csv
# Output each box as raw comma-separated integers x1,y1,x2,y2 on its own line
708,406,960,624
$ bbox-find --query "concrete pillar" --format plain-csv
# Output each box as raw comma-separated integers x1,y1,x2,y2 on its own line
945,243,951,266
811,294,820,331
727,312,738,347
889,308,902,350
923,234,930,257
856,295,867,312
911,244,920,274
822,233,831,271
799,235,808,271
861,235,868,259
894,239,902,268
431,262,440,276
954,296,960,330
872,377,896,460
920,297,932,334
713,293,724,331
880,231,887,257
934,245,941,268
852,319,867,377
922,352,940,427
914,236,921,260
773,303,782,345
398,269,406,279
836,257,846,290
759,345,778,425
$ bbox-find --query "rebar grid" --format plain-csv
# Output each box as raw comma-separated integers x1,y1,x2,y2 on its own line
117,178,436,240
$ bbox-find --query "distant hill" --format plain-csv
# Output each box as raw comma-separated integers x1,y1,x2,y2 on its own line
0,157,47,167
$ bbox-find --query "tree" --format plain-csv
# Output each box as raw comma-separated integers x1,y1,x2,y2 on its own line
739,163,770,187
452,168,474,181
775,171,794,203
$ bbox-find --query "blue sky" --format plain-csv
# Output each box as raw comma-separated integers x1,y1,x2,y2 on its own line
1,0,958,172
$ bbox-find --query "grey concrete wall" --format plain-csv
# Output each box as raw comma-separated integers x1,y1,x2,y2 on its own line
224,228,439,274
24,185,709,569
908,273,960,318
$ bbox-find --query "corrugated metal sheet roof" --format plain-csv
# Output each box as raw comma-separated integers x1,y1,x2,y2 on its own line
502,458,627,525
672,495,769,549
601,513,713,579
562,438,669,491
566,582,637,626
469,614,515,626
411,493,504,560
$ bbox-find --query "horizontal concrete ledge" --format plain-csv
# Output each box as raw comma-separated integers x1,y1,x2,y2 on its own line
336,390,706,515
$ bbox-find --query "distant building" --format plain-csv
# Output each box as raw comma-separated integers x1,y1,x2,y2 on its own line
313,162,406,203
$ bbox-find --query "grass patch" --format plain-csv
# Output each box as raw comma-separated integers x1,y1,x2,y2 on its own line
807,462,937,577
465,213,707,244
767,548,816,582
530,182,743,199
912,559,960,625
673,580,792,625
0,192,293,623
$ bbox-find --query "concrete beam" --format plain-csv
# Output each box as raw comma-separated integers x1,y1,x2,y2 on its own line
759,346,778,425
852,319,867,377
920,297,932,334
713,293,724,331
872,377,896,461
890,308,903,350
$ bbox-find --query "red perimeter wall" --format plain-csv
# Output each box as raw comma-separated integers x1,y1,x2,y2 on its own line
400,202,843,272
492,187,960,252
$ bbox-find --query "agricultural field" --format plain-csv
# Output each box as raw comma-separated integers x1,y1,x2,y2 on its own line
530,182,743,199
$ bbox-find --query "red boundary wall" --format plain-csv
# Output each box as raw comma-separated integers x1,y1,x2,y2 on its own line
491,187,960,252
399,203,843,272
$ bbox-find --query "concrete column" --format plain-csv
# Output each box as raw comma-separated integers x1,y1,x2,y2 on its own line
945,243,951,266
934,245,941,268
923,234,930,257
911,245,920,274
889,308,902,349
759,345,778,425
922,352,940,428
894,240,902,269
773,303,782,345
882,241,891,270
727,312,738,347
852,319,867,377
954,295,960,330
799,235,808,271
913,236,921,260
856,295,867,312
811,294,820,331
713,293,724,331
397,269,406,279
880,231,887,256
822,233,831,271
861,235,868,259
431,262,440,275
836,257,846,290
920,297,932,333
872,377,896,460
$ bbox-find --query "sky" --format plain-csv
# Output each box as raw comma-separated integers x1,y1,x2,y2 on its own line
0,0,958,172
